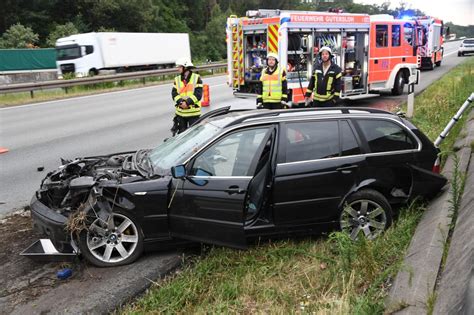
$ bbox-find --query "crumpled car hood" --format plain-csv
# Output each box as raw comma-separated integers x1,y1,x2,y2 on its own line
36,150,149,214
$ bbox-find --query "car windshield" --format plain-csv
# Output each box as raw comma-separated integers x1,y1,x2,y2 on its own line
463,40,474,44
56,45,81,60
149,121,222,175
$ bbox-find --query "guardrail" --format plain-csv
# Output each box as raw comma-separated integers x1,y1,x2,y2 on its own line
0,62,227,97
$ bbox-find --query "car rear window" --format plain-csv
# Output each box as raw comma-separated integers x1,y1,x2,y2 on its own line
356,119,417,153
284,121,339,162
463,39,474,44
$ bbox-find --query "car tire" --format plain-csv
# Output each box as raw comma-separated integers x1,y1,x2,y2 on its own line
435,60,442,67
391,71,405,96
77,208,144,267
339,189,393,240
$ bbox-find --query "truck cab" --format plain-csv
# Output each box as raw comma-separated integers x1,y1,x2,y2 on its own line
56,33,101,78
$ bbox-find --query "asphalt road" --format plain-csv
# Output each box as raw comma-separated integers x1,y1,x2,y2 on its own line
0,40,466,216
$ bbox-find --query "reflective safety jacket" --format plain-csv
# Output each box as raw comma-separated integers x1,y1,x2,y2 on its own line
257,66,288,104
172,72,203,117
305,62,342,102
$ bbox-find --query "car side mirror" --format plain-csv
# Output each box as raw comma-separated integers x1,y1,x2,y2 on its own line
171,165,186,179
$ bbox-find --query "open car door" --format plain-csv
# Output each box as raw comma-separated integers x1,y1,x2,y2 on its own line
168,126,275,248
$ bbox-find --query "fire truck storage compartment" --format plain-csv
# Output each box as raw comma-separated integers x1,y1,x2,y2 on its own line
308,30,368,96
286,31,312,84
243,30,267,93
341,31,368,95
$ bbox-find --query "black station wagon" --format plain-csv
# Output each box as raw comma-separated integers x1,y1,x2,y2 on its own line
30,107,447,267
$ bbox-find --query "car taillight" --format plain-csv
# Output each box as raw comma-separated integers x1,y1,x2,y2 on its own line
432,156,441,174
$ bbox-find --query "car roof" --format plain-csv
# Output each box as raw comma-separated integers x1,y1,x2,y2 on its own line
203,107,402,129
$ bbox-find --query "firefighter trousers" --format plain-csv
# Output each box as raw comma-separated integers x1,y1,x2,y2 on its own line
171,115,200,135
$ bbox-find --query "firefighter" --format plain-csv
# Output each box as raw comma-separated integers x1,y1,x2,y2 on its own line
256,52,288,110
305,46,342,107
171,58,203,134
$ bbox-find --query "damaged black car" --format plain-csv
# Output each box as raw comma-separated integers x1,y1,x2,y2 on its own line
29,107,447,267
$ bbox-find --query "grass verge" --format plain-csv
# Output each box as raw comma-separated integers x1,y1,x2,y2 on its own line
123,204,423,314
403,57,474,152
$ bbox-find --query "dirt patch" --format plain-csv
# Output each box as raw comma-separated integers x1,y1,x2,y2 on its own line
0,209,91,314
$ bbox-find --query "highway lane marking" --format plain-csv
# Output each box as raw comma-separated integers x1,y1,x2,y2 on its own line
1,76,228,111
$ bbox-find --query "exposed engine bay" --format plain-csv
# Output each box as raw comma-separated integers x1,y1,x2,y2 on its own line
36,150,151,215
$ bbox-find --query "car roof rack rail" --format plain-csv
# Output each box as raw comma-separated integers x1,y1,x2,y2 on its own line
227,106,395,126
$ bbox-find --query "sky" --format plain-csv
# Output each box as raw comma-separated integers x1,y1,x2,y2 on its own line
354,0,473,26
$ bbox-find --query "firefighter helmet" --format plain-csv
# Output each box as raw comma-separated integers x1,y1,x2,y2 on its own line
319,46,333,56
267,52,279,61
175,58,195,68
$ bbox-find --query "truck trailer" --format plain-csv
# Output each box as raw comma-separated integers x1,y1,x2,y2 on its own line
55,32,191,77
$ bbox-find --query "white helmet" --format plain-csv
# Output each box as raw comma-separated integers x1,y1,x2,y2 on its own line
319,46,333,56
267,52,279,62
176,58,195,68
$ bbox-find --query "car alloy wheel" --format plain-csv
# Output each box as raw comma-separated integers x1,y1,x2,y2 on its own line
78,210,143,267
339,190,392,240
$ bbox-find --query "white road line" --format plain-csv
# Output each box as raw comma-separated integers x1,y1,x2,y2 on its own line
1,76,227,111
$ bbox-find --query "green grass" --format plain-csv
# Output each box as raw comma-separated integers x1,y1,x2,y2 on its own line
404,58,474,152
123,205,423,315
0,68,225,107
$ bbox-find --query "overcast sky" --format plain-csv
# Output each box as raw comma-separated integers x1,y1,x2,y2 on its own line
354,0,473,26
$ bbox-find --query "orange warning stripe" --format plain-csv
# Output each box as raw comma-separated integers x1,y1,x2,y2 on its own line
0,147,9,154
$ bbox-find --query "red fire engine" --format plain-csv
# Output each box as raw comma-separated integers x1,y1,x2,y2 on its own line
227,10,420,105
413,16,446,69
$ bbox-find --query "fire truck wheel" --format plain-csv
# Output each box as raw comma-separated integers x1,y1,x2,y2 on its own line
391,71,405,96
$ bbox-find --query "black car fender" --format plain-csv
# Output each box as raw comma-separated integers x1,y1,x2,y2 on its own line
338,178,392,209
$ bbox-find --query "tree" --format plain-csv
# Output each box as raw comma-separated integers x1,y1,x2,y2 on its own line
1,23,39,48
46,22,79,47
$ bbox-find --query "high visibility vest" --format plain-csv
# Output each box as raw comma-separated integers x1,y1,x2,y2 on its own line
260,66,284,103
173,73,202,117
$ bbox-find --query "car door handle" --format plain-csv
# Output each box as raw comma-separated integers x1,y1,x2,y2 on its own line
225,186,247,195
336,165,358,174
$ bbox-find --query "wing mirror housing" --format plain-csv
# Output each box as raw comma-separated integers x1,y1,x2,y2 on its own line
171,165,187,179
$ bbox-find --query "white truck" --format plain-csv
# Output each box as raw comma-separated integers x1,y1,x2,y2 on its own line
55,32,191,77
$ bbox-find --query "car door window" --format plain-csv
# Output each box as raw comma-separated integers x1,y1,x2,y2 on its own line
191,128,269,176
341,121,361,156
356,119,416,153
285,121,339,163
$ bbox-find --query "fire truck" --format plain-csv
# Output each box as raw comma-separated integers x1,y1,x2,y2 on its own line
226,10,420,105
412,16,446,69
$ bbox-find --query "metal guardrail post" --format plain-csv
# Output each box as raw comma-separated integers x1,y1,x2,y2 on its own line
434,92,474,147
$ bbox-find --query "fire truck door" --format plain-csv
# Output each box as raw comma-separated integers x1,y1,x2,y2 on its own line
369,24,391,84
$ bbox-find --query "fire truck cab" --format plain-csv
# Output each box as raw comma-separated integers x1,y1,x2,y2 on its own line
227,10,420,105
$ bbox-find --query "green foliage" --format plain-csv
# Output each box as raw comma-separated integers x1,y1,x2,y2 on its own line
1,23,39,48
46,22,79,47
